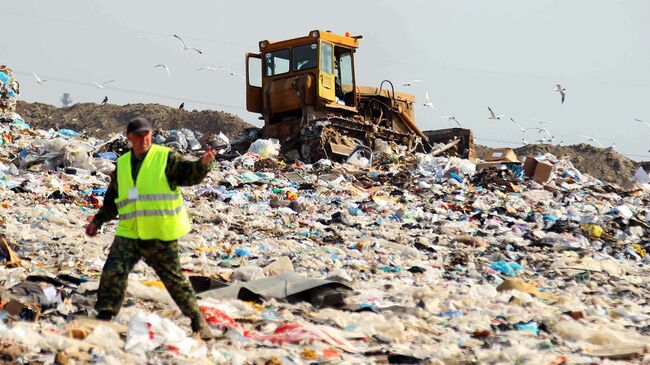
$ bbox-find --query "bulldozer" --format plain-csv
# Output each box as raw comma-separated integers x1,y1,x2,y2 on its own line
241,30,474,162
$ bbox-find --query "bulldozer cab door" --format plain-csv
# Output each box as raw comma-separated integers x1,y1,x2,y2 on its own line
318,41,336,102
246,52,263,113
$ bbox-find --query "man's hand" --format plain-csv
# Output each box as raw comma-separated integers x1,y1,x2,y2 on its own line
85,222,99,237
201,146,216,166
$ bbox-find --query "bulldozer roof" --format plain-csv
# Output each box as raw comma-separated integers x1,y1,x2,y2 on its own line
259,30,360,52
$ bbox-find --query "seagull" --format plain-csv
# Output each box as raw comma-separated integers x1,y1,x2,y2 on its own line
537,128,551,137
173,34,203,54
487,106,503,120
196,65,226,72
634,118,650,127
555,83,566,104
154,64,171,76
93,80,115,89
400,79,422,87
441,115,463,128
179,102,184,110
558,141,565,147
101,96,108,105
229,71,245,80
423,92,437,110
510,118,532,132
581,135,603,147
609,142,616,150
32,72,48,85
531,117,553,125
521,138,529,145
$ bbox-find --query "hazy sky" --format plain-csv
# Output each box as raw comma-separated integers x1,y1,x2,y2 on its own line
3,1,649,160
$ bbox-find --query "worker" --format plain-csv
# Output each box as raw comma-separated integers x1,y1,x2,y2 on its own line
85,117,216,338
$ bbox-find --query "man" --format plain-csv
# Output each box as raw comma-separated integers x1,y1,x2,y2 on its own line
85,117,216,338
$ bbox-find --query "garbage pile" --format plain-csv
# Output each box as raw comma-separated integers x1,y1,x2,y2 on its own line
2,75,650,363
0,65,27,129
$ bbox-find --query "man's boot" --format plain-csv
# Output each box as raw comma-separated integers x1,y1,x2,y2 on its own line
191,315,217,340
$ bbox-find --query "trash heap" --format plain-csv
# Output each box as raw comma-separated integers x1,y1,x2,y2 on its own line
2,82,650,364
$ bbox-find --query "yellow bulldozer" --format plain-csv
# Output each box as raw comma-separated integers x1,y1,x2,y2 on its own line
240,30,474,162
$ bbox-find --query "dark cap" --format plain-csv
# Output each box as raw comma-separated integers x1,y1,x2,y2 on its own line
126,117,153,134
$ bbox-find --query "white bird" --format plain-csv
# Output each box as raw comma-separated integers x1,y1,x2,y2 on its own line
634,118,650,127
216,67,244,80
173,34,203,54
93,80,115,89
32,72,48,85
521,138,529,145
400,79,422,87
487,106,503,120
558,141,565,147
154,64,171,76
537,128,551,137
555,83,566,104
510,118,536,132
423,92,437,110
609,142,616,150
228,71,245,80
196,65,226,72
531,117,553,125
441,115,463,128
581,135,603,147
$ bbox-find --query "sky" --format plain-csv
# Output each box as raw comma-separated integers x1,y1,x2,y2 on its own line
2,0,649,160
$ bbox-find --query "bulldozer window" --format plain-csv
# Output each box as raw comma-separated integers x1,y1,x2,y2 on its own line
292,43,318,71
320,42,333,74
335,48,354,94
264,49,290,76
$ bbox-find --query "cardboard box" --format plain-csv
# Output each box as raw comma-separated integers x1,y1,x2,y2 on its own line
485,148,519,163
524,156,554,184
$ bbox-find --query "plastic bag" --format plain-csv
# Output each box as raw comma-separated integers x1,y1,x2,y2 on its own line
248,139,280,159
125,311,204,357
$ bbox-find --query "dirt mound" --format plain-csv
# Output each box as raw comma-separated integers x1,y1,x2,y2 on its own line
476,143,640,185
15,101,254,139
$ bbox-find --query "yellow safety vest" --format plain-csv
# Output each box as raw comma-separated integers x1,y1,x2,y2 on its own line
114,144,191,240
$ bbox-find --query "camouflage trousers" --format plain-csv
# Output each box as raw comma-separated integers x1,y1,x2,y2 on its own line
95,236,202,321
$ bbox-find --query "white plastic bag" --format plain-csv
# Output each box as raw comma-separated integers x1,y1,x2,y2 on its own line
248,139,280,159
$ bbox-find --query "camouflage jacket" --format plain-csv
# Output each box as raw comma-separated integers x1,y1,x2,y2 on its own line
91,148,209,228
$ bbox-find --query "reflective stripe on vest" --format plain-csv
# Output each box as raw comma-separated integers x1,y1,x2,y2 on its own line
114,144,191,240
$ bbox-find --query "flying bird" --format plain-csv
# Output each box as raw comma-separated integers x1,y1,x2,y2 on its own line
179,102,184,110
196,65,226,72
423,92,437,110
230,71,245,79
531,117,553,125
441,115,463,128
93,80,115,89
634,118,650,127
173,34,203,54
555,83,566,104
510,118,537,132
537,128,551,137
101,96,108,105
400,79,422,87
487,106,503,120
32,72,48,85
581,135,603,147
154,64,171,76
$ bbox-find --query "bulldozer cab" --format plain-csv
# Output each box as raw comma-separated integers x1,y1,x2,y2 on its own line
246,30,359,123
